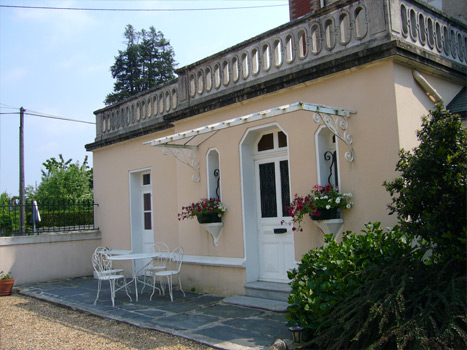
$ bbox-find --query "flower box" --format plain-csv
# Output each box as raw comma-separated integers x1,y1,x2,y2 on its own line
197,213,222,224
311,208,339,221
285,185,352,231
179,198,226,245
178,198,226,221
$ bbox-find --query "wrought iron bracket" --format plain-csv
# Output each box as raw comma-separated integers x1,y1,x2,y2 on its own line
304,105,354,162
324,150,338,186
162,146,200,182
214,169,220,199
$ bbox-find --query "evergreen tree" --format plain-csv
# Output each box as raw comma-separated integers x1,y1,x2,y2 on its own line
105,25,176,105
384,104,467,263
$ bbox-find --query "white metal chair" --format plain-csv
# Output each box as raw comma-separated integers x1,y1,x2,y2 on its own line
92,249,132,307
141,242,169,300
94,246,124,276
155,246,185,301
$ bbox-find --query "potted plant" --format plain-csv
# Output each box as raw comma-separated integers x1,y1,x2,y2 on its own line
286,193,316,232
309,184,353,221
178,197,227,223
178,198,227,246
285,185,353,231
0,271,15,296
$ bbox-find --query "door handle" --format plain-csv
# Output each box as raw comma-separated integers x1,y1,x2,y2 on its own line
273,228,287,234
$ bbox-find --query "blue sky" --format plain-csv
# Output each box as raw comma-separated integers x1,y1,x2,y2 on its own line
0,0,289,196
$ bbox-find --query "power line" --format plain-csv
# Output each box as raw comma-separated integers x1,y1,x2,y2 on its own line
25,112,95,125
0,106,95,124
0,103,20,110
8,0,287,1
0,3,287,12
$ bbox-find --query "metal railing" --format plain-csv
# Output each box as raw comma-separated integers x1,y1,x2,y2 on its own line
0,200,99,236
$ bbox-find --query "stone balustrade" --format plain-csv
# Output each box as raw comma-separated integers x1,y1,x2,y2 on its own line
398,0,466,63
89,0,466,148
95,80,178,142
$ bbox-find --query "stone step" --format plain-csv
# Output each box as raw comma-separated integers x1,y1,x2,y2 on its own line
245,281,291,302
223,295,289,312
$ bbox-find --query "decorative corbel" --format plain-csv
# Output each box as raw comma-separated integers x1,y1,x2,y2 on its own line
312,110,354,162
162,145,200,182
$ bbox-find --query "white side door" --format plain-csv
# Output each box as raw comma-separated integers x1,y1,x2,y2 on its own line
141,189,154,251
255,156,295,282
131,172,154,273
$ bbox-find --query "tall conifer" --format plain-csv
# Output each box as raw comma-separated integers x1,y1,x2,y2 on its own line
105,25,176,105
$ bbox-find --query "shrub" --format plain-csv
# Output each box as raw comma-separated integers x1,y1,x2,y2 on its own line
384,104,467,263
311,258,467,350
37,208,94,228
0,215,13,236
287,223,466,349
287,222,417,339
287,105,467,349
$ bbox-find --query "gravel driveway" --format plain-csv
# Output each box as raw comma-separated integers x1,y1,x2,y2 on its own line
0,294,217,350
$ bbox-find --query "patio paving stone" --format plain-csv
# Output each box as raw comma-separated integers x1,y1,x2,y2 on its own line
18,276,292,350
223,317,290,339
48,287,89,297
198,303,264,318
149,299,210,313
150,313,219,331
193,325,274,349
133,308,167,318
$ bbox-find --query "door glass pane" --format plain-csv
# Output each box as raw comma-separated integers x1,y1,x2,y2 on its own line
143,193,152,229
142,174,150,185
143,193,151,211
278,131,287,148
280,160,291,216
144,213,152,230
258,133,274,152
259,163,277,217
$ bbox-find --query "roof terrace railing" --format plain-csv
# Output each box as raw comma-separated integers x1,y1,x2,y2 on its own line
91,0,466,146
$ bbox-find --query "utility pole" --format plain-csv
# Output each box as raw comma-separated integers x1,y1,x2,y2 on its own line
19,107,25,234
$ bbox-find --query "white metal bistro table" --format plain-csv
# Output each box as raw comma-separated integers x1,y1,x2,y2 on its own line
108,252,161,301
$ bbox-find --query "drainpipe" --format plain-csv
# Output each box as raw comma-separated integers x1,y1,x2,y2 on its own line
412,70,443,104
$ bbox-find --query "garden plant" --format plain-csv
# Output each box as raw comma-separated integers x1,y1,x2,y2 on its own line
287,105,467,349
178,197,226,221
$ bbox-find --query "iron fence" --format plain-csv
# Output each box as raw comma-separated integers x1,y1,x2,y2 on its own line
0,200,99,236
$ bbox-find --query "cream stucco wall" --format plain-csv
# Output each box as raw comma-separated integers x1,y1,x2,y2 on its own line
0,232,101,285
393,64,464,152
92,59,462,295
93,133,179,250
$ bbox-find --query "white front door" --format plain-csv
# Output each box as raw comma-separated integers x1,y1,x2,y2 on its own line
255,156,295,282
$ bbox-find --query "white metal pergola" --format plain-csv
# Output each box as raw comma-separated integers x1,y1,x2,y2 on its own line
144,101,355,182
